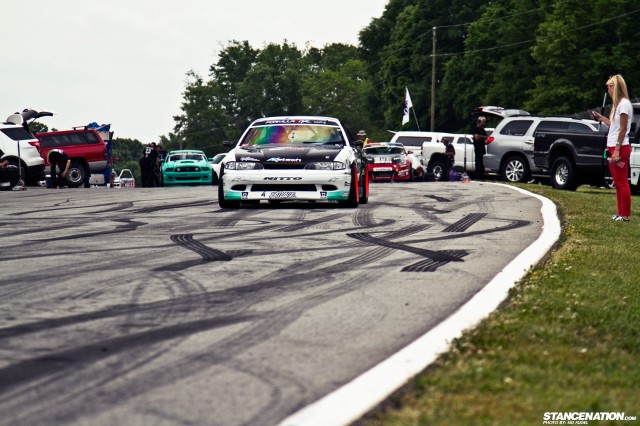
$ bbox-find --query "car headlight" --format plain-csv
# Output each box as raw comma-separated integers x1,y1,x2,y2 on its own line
304,162,346,170
225,162,264,170
392,156,406,164
366,156,374,162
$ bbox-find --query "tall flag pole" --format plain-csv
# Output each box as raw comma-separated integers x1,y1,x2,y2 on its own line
402,87,420,130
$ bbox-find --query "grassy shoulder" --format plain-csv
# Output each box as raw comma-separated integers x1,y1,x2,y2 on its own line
362,184,640,426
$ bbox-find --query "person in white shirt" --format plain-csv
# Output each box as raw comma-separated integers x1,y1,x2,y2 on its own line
592,74,633,222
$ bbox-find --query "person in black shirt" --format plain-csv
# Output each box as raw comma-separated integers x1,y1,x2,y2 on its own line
139,145,157,187
47,149,71,188
473,116,488,180
442,136,456,181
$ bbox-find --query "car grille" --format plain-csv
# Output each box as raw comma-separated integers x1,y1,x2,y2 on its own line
262,163,306,170
251,184,317,192
373,171,394,179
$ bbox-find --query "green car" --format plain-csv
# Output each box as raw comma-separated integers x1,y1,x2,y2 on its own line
161,150,214,186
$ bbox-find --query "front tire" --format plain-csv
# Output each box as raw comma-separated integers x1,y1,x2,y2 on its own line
550,156,579,190
340,163,360,208
501,155,530,183
217,166,240,208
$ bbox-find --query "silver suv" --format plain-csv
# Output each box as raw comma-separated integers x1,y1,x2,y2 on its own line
1,109,53,183
485,115,601,182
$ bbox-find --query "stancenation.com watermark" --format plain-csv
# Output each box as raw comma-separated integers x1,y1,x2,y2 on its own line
543,412,637,424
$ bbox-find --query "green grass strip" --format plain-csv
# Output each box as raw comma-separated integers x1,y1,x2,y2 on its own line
362,184,640,426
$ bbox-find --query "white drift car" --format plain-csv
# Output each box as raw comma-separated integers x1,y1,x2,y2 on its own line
218,116,369,208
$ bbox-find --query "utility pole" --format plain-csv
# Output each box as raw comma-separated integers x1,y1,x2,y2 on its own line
430,26,436,131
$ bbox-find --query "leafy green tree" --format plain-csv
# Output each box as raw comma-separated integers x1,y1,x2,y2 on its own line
526,0,640,114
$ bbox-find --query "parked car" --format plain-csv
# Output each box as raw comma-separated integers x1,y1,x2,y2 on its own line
35,128,109,188
484,114,602,183
218,116,369,208
161,150,214,186
420,133,476,180
209,153,226,184
1,108,51,184
363,142,413,182
533,122,612,190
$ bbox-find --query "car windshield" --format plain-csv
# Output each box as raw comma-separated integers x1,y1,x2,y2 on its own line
168,153,206,162
241,123,345,146
364,147,405,155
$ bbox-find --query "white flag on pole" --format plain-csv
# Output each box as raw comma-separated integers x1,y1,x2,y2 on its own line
402,87,413,125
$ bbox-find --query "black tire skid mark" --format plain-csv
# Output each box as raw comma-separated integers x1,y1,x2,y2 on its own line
275,212,344,233
424,194,452,203
348,232,466,264
12,201,135,217
403,218,532,244
28,218,147,243
155,234,232,272
133,200,213,215
442,213,488,232
213,209,269,227
352,204,378,227
171,234,232,262
0,314,257,398
402,249,469,272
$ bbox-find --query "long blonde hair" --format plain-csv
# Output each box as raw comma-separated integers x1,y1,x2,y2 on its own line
607,74,630,122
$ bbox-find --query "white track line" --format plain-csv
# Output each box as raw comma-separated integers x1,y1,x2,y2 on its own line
277,185,561,426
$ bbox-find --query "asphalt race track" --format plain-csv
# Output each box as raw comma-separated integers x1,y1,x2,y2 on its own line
0,182,546,426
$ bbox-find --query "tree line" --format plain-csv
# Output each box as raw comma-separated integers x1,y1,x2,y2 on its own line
97,0,640,166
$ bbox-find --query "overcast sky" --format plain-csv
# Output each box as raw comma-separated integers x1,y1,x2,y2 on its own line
1,0,388,142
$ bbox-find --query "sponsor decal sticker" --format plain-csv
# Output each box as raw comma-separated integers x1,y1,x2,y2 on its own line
320,192,327,198
242,192,249,199
263,177,303,181
266,157,302,163
240,157,260,162
269,191,297,199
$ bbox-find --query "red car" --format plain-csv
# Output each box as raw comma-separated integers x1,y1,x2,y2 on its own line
364,142,413,182
35,128,109,187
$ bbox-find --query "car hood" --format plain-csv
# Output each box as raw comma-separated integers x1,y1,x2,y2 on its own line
470,106,529,118
165,159,208,166
231,144,344,165
5,108,55,125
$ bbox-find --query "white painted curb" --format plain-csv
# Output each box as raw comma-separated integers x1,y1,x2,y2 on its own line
277,185,561,426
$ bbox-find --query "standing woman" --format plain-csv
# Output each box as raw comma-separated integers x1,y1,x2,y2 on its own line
593,74,633,222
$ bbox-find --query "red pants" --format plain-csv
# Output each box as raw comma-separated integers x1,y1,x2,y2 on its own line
607,145,631,217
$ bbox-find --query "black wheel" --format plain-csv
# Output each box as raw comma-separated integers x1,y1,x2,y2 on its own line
501,155,530,183
550,156,579,191
339,163,360,208
217,166,240,208
6,159,26,183
65,161,87,188
428,159,446,181
212,171,218,185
